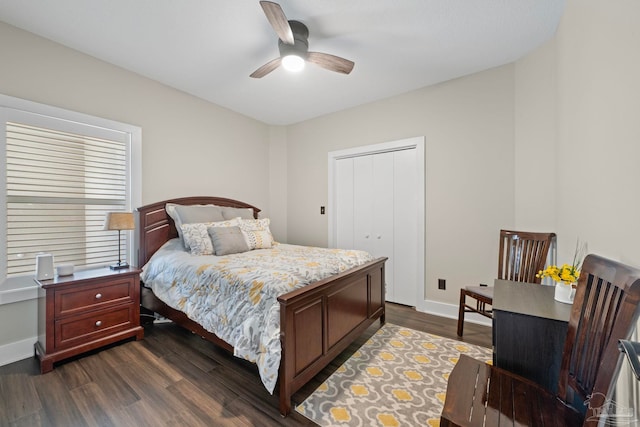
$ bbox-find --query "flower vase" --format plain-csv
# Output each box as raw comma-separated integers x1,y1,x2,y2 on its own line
554,282,575,304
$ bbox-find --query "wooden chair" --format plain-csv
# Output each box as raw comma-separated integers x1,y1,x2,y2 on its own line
441,254,640,427
457,229,556,336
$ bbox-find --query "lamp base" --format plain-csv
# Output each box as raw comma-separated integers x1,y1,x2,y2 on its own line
110,262,130,270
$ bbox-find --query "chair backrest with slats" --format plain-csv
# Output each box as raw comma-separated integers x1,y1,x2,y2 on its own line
557,254,640,421
497,230,556,283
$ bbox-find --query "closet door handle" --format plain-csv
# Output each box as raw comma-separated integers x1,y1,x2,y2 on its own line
365,234,370,239
377,235,382,239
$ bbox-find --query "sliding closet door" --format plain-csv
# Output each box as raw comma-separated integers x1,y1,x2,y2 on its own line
352,155,374,254
392,148,417,305
334,148,416,306
353,153,395,296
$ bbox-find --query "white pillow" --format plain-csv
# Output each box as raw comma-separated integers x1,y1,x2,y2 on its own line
221,206,255,220
181,217,240,255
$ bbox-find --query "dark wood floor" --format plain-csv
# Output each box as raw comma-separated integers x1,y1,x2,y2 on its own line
0,303,491,426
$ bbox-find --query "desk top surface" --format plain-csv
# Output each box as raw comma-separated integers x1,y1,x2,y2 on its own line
493,279,572,322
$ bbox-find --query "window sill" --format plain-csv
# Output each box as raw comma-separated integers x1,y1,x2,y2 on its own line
0,277,39,305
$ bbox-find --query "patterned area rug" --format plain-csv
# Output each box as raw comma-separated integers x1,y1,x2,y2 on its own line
295,323,492,427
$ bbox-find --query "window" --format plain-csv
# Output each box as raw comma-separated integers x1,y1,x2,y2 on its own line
1,95,141,283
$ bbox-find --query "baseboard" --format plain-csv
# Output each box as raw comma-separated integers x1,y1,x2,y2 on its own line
417,299,492,327
0,336,36,367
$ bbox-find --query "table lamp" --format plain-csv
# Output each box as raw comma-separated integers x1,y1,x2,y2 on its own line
105,212,135,270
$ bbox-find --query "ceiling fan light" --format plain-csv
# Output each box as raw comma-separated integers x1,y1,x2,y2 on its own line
282,54,305,72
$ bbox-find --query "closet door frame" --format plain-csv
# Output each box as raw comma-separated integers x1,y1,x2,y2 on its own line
328,136,425,310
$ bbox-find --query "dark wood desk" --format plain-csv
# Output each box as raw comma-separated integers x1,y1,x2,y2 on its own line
493,279,572,392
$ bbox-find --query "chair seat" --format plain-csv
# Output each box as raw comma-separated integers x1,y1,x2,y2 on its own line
464,285,494,300
441,354,583,427
458,286,494,336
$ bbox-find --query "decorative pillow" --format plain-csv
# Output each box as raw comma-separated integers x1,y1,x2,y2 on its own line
208,226,250,256
239,218,270,231
181,218,240,256
242,229,274,249
221,206,255,220
239,218,274,249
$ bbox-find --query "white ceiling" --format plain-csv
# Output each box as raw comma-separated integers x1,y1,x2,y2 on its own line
0,0,566,125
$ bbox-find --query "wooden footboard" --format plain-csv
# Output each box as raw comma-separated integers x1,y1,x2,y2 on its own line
278,257,386,415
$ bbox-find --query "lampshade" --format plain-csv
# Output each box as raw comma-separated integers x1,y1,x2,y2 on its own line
105,212,135,231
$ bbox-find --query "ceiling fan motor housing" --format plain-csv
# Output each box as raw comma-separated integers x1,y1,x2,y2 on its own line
278,20,309,58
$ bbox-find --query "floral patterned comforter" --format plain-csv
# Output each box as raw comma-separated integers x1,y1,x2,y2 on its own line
140,239,374,393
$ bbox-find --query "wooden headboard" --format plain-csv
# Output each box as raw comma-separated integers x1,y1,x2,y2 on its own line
136,196,260,267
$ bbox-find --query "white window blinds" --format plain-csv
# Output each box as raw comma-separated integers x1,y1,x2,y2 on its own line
6,122,128,276
0,95,141,284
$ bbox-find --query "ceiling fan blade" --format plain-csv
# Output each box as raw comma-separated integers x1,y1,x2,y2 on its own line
259,1,294,45
250,57,282,78
307,52,355,75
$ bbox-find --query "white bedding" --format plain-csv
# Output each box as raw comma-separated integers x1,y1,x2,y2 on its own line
140,239,374,393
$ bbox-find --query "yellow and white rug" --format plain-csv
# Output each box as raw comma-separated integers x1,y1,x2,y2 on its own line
295,323,492,427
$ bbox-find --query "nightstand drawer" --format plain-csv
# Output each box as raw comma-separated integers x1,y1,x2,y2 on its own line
55,278,134,318
55,304,135,350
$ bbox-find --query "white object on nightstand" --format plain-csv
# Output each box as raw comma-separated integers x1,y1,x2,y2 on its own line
35,254,54,280
56,264,74,276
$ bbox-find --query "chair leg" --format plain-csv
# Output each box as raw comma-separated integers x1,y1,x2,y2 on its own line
457,289,466,337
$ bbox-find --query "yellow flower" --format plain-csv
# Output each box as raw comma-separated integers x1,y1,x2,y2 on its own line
536,239,586,285
537,264,579,285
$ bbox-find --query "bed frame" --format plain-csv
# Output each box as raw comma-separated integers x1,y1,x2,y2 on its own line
136,196,387,415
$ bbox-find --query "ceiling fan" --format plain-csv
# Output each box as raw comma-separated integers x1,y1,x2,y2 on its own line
250,1,355,78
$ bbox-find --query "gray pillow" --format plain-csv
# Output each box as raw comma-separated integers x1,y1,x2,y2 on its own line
220,206,254,220
175,204,225,224
208,226,250,256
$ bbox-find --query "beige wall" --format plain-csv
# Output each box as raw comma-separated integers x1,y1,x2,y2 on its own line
514,40,557,232
553,0,640,266
268,126,288,242
514,0,640,266
0,21,273,359
286,66,516,310
0,22,271,211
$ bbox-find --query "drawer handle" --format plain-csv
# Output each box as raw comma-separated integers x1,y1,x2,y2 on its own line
95,320,102,327
95,293,102,299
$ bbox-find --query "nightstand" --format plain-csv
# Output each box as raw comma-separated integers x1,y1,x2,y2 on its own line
34,267,144,373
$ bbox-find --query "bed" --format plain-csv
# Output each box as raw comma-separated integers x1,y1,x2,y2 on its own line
136,196,387,415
